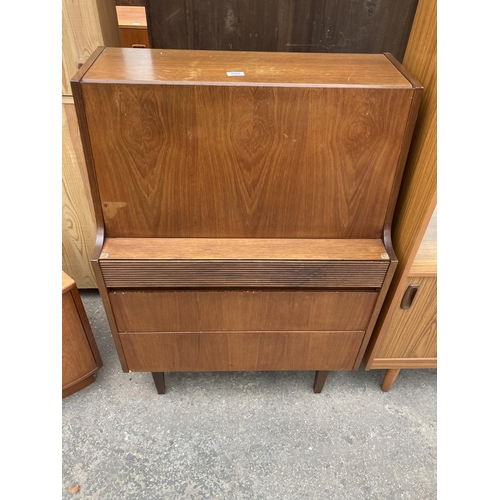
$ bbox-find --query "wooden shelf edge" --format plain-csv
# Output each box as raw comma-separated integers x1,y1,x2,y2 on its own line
367,357,437,369
100,238,391,261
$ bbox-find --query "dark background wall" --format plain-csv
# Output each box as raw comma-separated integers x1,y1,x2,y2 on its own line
140,0,419,62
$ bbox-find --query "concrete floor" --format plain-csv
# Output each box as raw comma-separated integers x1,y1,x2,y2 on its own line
62,290,437,499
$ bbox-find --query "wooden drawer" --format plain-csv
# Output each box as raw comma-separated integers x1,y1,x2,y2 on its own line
110,290,378,333
119,330,364,372
99,238,391,289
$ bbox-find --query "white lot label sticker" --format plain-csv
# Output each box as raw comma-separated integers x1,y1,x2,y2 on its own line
227,72,245,76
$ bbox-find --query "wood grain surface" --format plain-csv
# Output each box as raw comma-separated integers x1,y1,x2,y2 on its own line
119,28,150,48
109,290,378,332
116,6,147,27
375,277,436,359
363,0,437,368
370,357,437,369
119,330,364,372
62,100,97,288
411,207,437,276
82,48,412,87
79,55,414,238
62,292,99,389
101,238,389,260
62,0,120,95
62,271,75,294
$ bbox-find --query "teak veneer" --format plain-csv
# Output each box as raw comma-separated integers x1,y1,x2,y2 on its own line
72,47,421,394
62,271,103,397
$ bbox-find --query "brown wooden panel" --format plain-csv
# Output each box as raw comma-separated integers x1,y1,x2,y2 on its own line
82,48,411,87
120,330,364,371
81,79,413,238
411,207,437,276
320,0,418,62
119,28,150,48
62,293,99,388
116,6,148,27
62,271,75,294
100,259,389,288
370,357,437,369
375,277,436,359
110,290,378,332
101,237,389,261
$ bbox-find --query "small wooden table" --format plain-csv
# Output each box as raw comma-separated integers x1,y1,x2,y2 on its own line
62,271,103,397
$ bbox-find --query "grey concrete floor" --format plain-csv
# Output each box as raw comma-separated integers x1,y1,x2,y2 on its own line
62,290,437,500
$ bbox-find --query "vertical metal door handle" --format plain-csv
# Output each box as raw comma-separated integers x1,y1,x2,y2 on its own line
400,284,419,309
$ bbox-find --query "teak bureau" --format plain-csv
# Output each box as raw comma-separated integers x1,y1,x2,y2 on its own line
72,47,422,394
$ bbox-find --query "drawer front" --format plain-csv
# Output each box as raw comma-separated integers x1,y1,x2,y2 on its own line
119,330,364,372
100,259,389,288
110,290,378,333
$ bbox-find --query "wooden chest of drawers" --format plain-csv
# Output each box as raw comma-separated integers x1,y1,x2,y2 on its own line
71,48,421,394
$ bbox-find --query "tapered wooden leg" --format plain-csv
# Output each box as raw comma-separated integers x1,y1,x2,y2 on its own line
152,372,165,394
381,369,401,392
313,371,329,393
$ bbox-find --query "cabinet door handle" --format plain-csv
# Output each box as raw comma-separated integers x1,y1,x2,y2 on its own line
132,44,146,48
400,284,419,309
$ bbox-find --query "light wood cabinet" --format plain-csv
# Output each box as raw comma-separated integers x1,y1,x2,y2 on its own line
369,211,437,391
62,0,120,288
363,0,437,390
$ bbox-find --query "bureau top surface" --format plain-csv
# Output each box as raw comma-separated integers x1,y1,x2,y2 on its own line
80,47,412,88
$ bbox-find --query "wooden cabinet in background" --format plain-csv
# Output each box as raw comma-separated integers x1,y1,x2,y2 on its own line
62,272,103,398
363,0,437,390
62,0,121,288
116,6,150,48
367,211,437,391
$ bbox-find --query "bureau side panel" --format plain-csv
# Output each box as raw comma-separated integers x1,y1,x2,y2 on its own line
109,290,378,332
119,331,364,372
82,83,413,238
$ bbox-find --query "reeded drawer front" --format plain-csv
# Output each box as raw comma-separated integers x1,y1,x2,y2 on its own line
119,330,364,372
110,290,378,333
101,260,389,288
99,238,390,289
